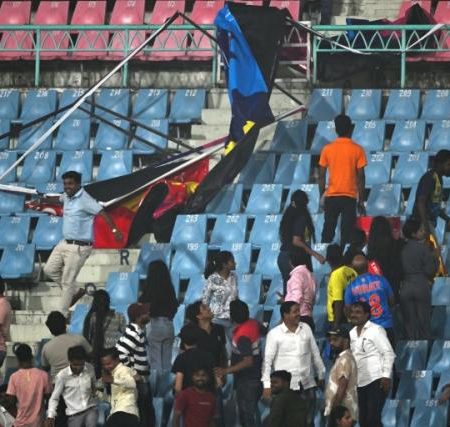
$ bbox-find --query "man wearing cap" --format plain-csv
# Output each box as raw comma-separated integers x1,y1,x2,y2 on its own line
116,303,154,427
324,327,358,421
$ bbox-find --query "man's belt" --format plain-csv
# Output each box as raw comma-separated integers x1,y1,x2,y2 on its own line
65,239,92,246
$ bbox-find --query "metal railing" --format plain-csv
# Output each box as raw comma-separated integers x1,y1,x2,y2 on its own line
312,24,450,87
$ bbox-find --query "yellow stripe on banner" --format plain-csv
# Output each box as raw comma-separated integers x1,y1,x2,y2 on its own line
224,120,256,155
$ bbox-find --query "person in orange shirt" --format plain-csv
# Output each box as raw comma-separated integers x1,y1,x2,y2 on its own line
318,114,367,245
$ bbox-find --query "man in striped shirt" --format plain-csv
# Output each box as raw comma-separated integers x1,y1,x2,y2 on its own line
116,303,154,427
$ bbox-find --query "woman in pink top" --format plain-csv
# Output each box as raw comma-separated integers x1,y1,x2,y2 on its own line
285,249,317,332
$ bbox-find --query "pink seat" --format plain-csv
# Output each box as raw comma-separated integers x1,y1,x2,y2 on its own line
270,0,301,20
34,1,70,59
149,0,185,25
232,0,264,5
434,1,450,23
0,1,32,60
398,1,431,18
70,1,108,59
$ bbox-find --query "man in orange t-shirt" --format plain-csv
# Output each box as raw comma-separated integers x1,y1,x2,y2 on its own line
318,114,367,245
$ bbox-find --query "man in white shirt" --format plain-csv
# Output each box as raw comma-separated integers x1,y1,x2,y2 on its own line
262,301,325,427
46,346,97,427
349,301,395,427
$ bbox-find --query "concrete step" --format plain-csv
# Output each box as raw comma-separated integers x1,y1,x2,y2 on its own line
201,108,232,125
12,310,48,325
10,324,51,342
77,263,133,284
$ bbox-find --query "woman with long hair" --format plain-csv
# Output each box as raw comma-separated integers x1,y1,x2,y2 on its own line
82,289,126,377
328,406,354,427
278,190,325,293
139,260,178,371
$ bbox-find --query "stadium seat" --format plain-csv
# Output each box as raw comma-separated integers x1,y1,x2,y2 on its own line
0,191,25,214
106,271,140,314
68,304,90,335
173,304,186,336
428,121,450,153
57,150,94,183
0,119,9,150
245,184,283,215
269,306,282,329
274,153,311,186
130,119,169,154
205,184,243,215
0,151,17,183
134,243,171,280
347,89,382,120
96,150,133,181
149,0,185,24
16,120,54,152
255,242,281,278
234,0,264,4
285,184,320,214
20,89,57,120
435,217,446,245
421,90,450,121
434,1,450,25
404,185,417,216
396,370,433,404
398,1,431,17
352,120,386,152
95,89,130,122
248,215,281,246
306,88,343,122
169,89,206,124
238,152,276,188
238,273,262,305
32,215,63,250
0,216,30,247
150,25,188,61
58,88,92,119
0,243,35,279
389,120,426,152
94,120,130,151
311,243,331,278
35,182,63,195
410,399,448,427
382,399,411,427
312,305,328,337
392,152,429,188
395,341,429,372
365,152,392,187
20,150,56,185
210,214,247,245
427,340,450,375
384,89,420,121
220,242,252,274
132,89,168,120
183,274,205,305
432,278,450,306
170,215,207,247
270,120,308,152
171,243,208,279
310,121,337,154
366,183,402,216
311,213,325,245
0,89,19,119
54,118,91,151
265,275,283,307
270,1,301,19
431,306,450,339
153,397,163,427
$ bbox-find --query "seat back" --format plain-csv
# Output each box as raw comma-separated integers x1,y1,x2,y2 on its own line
183,274,206,305
0,191,25,214
347,89,382,120
239,152,276,188
210,214,247,245
68,303,90,335
169,89,206,124
0,243,35,278
285,184,320,214
352,120,385,152
395,341,429,372
133,89,169,120
20,89,57,120
237,273,262,305
32,215,63,250
220,242,252,274
428,120,450,153
274,153,311,186
384,89,420,121
427,339,450,375
191,0,225,24
396,370,433,403
366,183,402,216
248,214,281,246
382,399,411,427
310,120,337,154
0,216,30,247
0,151,17,183
170,215,207,247
134,243,171,280
130,119,168,154
171,243,208,279
254,242,281,278
0,89,19,119
16,120,53,152
421,90,450,121
392,152,429,187
106,271,140,312
306,88,343,122
94,120,130,151
270,119,308,152
95,88,130,121
245,184,283,215
410,400,448,427
365,152,392,187
58,89,92,119
389,120,426,152
149,0,185,24
20,150,56,185
57,150,94,183
205,184,243,215
96,150,133,181
110,0,145,24
54,118,91,151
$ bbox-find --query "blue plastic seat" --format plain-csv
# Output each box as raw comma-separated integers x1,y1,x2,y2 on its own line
0,216,30,247
169,89,206,124
173,304,186,336
0,119,10,150
435,217,446,245
254,242,281,278
32,215,63,250
130,119,169,154
0,151,17,183
245,184,283,215
366,183,402,216
237,273,262,305
94,120,130,151
248,304,264,322
170,214,207,247
274,153,311,186
312,305,328,337
431,305,450,339
410,399,448,427
20,89,57,120
210,214,247,245
270,119,308,152
95,88,130,121
0,89,19,119
396,370,433,404
238,152,276,188
311,243,331,277
395,341,429,372
310,121,337,154
248,214,281,246
54,118,91,151
96,150,133,181
421,90,450,121
68,303,90,335
384,89,420,121
405,185,418,216
347,89,382,120
153,397,164,427
132,89,168,120
57,150,93,183
365,152,392,187
389,120,426,152
352,120,385,152
205,184,243,215
0,191,25,214
16,119,54,152
428,121,450,153
269,306,282,329
265,274,283,307
134,243,171,280
307,88,343,122
20,150,56,185
106,271,139,313
427,340,450,375
220,242,252,274
35,182,63,195
392,152,429,188
382,399,411,427
0,243,35,279
58,88,92,119
183,274,205,305
285,184,320,214
171,243,208,279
